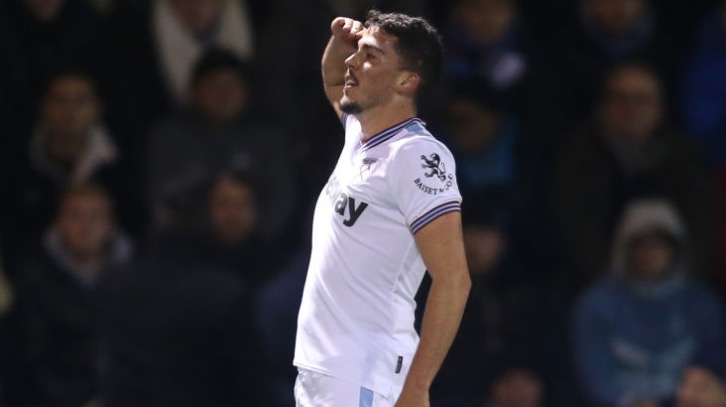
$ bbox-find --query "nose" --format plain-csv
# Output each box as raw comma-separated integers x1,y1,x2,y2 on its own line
345,51,360,70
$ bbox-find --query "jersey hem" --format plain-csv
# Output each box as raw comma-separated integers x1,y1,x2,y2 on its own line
293,360,393,396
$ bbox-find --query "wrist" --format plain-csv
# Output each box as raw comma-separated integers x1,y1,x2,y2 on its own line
403,375,431,392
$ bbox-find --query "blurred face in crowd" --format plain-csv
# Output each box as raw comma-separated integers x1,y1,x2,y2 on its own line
626,231,676,280
24,0,64,22
446,97,500,154
57,191,114,263
193,68,249,124
584,0,647,37
210,177,257,244
491,368,543,407
600,67,663,147
169,0,223,35
464,225,505,277
677,367,726,407
454,0,516,44
42,75,101,164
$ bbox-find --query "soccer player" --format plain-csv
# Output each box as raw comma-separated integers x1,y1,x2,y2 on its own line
294,11,471,407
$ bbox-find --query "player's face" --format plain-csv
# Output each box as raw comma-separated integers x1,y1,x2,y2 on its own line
340,26,407,114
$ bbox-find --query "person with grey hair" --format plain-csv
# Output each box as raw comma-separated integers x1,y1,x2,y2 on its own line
573,199,724,407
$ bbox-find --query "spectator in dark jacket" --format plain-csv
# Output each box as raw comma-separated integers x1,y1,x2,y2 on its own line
559,0,675,118
197,169,279,286
2,70,142,262
4,184,133,407
97,219,267,406
104,0,255,131
552,62,715,289
146,49,295,239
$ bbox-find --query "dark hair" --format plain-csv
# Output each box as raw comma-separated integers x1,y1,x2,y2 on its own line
364,10,443,104
44,66,98,98
191,48,251,87
211,168,258,204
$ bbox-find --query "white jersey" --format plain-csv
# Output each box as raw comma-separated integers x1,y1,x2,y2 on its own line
294,114,462,396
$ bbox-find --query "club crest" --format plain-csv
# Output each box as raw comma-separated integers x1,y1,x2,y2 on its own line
421,153,447,182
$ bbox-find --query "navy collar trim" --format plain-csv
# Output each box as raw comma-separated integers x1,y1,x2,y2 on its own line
358,117,425,152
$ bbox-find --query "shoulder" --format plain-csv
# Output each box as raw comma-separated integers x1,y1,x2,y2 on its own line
575,278,621,314
390,130,455,164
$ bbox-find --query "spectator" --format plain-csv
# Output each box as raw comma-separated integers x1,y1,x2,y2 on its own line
441,0,567,132
146,49,295,239
199,170,277,286
3,70,140,260
573,199,724,407
97,187,268,407
441,79,517,198
105,0,255,129
676,343,726,407
559,0,674,117
551,62,715,288
4,184,133,407
0,0,104,133
438,0,569,269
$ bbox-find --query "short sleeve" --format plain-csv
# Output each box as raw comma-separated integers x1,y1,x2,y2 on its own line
388,139,462,234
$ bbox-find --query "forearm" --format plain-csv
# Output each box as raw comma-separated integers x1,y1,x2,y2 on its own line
321,36,349,90
404,272,470,391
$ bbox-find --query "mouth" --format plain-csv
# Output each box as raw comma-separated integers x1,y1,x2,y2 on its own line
344,71,359,89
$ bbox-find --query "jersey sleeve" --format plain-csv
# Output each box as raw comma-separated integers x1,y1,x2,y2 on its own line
388,138,462,234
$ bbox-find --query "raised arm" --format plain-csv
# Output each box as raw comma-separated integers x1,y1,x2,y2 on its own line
322,17,363,121
398,211,471,406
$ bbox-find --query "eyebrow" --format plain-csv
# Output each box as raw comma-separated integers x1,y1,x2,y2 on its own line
360,43,385,55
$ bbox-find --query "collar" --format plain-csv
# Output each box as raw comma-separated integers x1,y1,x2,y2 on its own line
358,117,425,153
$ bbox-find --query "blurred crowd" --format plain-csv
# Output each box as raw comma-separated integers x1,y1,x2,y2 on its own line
1,0,726,406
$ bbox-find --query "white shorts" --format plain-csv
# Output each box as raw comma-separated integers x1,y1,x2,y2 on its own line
294,368,398,407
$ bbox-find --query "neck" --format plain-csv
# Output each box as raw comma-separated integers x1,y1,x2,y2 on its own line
357,101,417,142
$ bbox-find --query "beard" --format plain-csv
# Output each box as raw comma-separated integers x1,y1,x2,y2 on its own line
340,97,362,114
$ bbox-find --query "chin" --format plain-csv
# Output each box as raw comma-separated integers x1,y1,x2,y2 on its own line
340,99,362,114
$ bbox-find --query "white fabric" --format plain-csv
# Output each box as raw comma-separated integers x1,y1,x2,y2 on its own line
153,0,254,105
294,368,396,407
294,115,462,396
30,124,118,185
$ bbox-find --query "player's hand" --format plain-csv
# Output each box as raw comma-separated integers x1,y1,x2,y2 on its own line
330,17,364,49
394,388,429,407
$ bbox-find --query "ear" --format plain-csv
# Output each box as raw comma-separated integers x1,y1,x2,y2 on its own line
396,72,420,96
